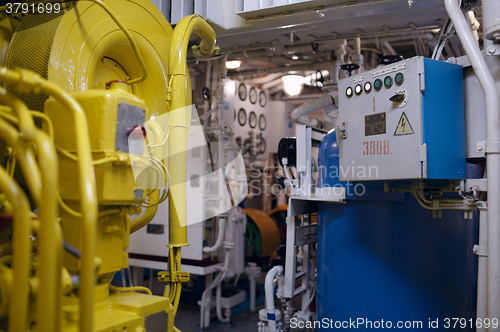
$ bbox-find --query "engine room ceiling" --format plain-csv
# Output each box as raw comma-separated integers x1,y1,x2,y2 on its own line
212,0,450,50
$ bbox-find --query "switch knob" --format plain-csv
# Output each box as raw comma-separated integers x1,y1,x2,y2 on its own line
389,93,405,103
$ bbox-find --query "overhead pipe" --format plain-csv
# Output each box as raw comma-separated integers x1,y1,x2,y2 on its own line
227,61,338,78
290,95,335,128
444,0,500,329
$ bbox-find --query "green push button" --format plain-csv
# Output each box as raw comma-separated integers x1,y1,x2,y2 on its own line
384,76,393,88
395,72,404,85
374,79,383,91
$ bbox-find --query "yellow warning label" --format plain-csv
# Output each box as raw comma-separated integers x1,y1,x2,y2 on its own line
394,112,414,136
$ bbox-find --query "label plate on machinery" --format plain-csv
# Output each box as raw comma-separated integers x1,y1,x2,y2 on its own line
365,112,386,136
116,103,146,153
295,224,318,247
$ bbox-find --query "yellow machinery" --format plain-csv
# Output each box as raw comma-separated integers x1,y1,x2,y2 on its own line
0,0,216,331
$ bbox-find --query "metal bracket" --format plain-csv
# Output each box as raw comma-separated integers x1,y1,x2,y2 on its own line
158,270,190,283
486,140,500,154
459,178,488,193
473,244,488,257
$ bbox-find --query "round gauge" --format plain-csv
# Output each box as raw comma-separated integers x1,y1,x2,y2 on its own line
238,83,247,101
364,81,372,93
238,108,247,126
355,84,362,95
374,79,383,91
259,114,267,130
259,138,267,154
259,91,267,107
346,86,353,98
249,111,257,128
249,87,258,104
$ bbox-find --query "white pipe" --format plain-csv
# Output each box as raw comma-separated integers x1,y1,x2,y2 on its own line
199,250,230,328
203,217,226,253
301,287,316,313
265,265,284,332
290,95,334,129
249,273,256,311
444,1,500,329
216,282,230,323
352,37,364,74
477,202,488,332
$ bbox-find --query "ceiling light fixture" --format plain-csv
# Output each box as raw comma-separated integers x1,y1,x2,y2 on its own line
282,74,304,97
226,60,242,69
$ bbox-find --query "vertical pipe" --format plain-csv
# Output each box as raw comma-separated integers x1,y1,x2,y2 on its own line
477,202,488,332
204,60,212,114
0,89,62,332
0,164,31,332
444,1,500,330
352,37,363,74
249,274,256,311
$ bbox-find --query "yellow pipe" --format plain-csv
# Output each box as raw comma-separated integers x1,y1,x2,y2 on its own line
0,112,42,206
168,13,215,245
0,91,61,332
130,190,160,234
109,284,152,296
0,67,98,332
166,15,216,331
0,164,31,332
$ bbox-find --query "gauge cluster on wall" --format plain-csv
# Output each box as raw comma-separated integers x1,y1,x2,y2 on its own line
225,80,271,159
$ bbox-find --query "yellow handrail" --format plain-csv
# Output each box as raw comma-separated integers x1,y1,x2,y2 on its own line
0,163,31,332
0,67,98,332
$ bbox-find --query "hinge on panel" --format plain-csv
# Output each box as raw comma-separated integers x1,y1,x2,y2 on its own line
419,73,425,91
420,143,427,178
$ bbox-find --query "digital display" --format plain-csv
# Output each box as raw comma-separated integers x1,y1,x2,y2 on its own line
365,112,386,136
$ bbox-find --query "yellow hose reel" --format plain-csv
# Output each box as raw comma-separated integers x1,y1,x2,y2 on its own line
7,0,172,120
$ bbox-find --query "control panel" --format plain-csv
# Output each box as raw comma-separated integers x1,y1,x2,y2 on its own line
338,56,465,181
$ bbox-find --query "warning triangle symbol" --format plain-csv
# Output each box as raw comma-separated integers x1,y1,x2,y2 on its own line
394,112,414,136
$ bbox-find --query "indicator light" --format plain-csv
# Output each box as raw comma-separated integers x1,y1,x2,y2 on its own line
355,84,362,95
374,79,383,91
364,81,372,92
395,72,404,85
346,86,353,97
384,76,393,88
